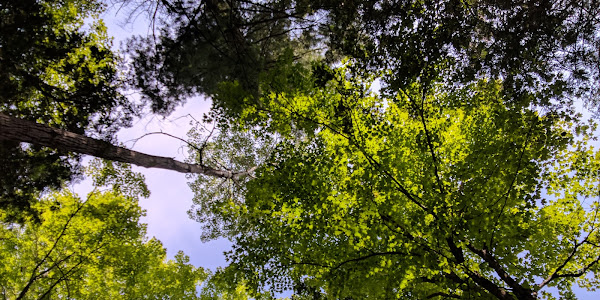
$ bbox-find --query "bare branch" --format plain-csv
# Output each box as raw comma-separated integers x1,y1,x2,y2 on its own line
426,292,461,299
331,251,407,271
0,113,257,180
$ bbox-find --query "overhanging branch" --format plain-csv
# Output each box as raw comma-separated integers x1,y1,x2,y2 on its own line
0,113,255,180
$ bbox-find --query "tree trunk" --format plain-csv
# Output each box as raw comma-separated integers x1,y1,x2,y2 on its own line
0,113,252,179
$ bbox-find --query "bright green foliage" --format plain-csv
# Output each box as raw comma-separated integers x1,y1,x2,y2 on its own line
199,268,259,300
0,168,208,299
189,64,600,299
5,0,597,298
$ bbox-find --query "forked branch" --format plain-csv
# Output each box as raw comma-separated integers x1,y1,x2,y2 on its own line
0,113,256,180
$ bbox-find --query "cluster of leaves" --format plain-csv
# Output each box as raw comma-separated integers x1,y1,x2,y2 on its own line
0,0,129,133
125,0,322,114
0,161,208,299
183,63,600,298
0,0,135,221
4,0,600,298
120,0,600,297
128,0,600,117
186,124,276,241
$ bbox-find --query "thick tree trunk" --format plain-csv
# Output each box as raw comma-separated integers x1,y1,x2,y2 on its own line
0,113,252,179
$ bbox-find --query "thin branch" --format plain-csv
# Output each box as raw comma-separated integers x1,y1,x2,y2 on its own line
537,226,600,289
197,126,217,166
426,292,461,299
127,131,203,153
489,117,537,247
16,191,94,300
401,87,446,195
546,255,600,280
331,251,407,272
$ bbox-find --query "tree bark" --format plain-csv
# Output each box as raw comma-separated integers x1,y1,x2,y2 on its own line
0,113,252,179
466,244,536,300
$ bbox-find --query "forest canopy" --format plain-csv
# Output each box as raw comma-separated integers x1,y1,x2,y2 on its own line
2,0,600,299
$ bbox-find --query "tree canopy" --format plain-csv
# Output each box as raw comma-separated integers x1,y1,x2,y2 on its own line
196,68,600,298
127,0,600,116
2,0,600,298
0,161,210,299
0,0,134,221
138,1,600,298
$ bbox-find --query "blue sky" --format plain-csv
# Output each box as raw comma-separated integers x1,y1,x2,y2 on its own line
70,3,600,298
78,4,232,272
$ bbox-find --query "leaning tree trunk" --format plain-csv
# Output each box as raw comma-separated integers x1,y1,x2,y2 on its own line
0,113,254,180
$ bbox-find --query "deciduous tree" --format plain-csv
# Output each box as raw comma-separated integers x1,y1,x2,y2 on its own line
0,0,132,221
3,1,600,297
0,162,208,299
187,65,600,299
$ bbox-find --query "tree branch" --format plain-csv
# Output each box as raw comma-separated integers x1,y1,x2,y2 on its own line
537,227,600,289
426,291,461,299
461,267,514,300
402,87,446,195
16,196,90,300
466,244,535,299
331,251,407,271
0,113,255,180
489,117,537,247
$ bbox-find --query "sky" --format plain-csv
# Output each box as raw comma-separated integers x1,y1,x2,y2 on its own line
73,4,233,272
70,2,599,298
